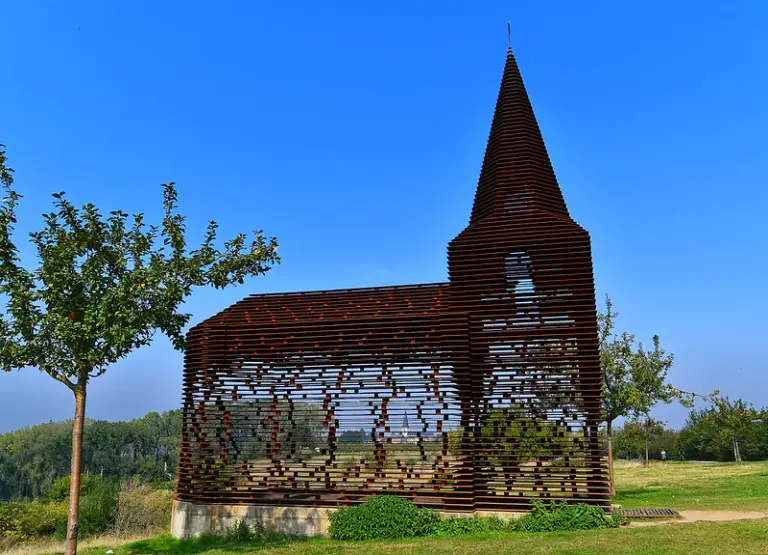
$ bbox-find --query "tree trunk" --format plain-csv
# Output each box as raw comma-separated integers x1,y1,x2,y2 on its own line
732,435,742,463
644,440,649,466
607,420,615,496
65,386,87,555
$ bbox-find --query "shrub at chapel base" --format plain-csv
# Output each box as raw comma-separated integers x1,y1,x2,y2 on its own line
329,496,441,541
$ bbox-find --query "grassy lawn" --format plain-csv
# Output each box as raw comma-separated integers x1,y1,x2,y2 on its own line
613,460,768,511
73,520,768,555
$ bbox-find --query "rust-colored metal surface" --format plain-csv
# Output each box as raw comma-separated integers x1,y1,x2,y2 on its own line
176,48,610,512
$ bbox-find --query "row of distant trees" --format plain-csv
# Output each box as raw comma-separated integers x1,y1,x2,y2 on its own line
613,397,768,463
0,410,181,501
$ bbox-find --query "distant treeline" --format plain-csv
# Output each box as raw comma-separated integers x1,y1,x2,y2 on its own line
0,410,180,501
613,398,768,462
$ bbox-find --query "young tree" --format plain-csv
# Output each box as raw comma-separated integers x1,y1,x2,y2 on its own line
639,417,665,466
598,297,709,492
612,417,666,464
612,420,646,461
0,144,279,554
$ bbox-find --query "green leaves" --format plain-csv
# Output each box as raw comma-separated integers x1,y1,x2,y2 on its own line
513,501,621,532
0,145,279,391
0,410,182,502
599,296,701,429
329,496,442,541
0,145,275,554
328,498,623,540
677,397,768,461
0,146,40,373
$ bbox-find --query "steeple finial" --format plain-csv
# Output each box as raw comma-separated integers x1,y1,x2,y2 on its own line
507,21,512,51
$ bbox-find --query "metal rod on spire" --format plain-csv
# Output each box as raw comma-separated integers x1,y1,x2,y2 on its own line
507,21,512,50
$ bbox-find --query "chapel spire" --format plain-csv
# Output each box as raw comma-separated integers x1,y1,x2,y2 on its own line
469,46,569,223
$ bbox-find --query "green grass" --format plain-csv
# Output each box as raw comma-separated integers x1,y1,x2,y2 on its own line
613,460,768,511
71,520,768,555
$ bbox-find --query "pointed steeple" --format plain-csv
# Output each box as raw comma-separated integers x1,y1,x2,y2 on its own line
469,47,569,223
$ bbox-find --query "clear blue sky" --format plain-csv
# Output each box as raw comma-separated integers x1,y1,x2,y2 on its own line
1,1,766,433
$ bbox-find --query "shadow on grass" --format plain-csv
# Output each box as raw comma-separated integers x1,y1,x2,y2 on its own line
124,534,309,554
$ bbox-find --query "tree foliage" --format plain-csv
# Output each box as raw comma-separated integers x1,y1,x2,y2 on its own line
676,397,767,462
610,417,664,464
447,410,586,466
611,397,768,462
598,297,704,433
0,410,181,501
479,411,584,465
0,143,279,553
0,144,279,385
214,400,324,462
338,429,367,444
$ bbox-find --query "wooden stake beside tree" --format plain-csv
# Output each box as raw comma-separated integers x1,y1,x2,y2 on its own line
0,144,279,555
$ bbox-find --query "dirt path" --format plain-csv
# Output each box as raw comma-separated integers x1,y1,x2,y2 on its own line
629,510,768,527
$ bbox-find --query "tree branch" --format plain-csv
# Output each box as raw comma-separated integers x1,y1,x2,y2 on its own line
50,371,76,392
671,385,715,399
89,367,107,379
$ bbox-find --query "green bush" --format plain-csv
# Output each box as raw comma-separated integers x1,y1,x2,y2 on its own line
328,497,621,541
512,501,618,532
23,501,69,538
1,477,121,540
0,500,68,540
0,502,24,538
76,479,119,537
46,474,103,502
436,514,506,536
329,496,441,541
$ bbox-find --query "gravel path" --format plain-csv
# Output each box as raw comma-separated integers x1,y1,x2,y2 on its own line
629,510,768,527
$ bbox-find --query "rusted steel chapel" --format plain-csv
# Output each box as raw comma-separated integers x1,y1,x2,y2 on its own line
176,47,610,515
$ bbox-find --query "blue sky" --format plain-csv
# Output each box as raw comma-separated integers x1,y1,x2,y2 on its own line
1,1,766,433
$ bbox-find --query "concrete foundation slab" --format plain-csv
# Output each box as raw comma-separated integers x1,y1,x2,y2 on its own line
171,500,336,538
171,500,525,539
